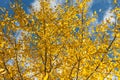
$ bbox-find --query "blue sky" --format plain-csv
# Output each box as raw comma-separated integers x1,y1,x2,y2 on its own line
0,0,34,13
91,0,112,21
0,0,120,22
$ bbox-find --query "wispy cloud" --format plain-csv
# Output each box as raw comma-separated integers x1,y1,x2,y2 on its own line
88,0,93,8
50,0,57,9
31,0,57,12
103,8,115,23
30,0,94,12
31,0,40,12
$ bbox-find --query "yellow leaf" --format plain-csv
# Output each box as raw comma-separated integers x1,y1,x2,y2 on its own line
44,73,48,80
66,0,68,3
114,0,117,4
21,63,24,67
0,41,5,47
79,4,83,9
0,68,6,75
61,78,64,80
0,68,4,72
94,11,97,15
1,22,5,26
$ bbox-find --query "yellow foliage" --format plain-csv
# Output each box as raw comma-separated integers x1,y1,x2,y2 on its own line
0,1,120,80
0,68,6,75
114,0,117,4
44,73,48,80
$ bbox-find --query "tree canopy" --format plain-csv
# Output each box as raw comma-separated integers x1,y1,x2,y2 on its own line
0,0,120,80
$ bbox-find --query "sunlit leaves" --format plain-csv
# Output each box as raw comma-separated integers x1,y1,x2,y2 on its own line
0,0,120,80
43,73,49,80
114,0,117,4
0,68,6,75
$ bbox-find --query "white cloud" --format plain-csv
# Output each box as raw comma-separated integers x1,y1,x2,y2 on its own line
31,0,40,12
30,0,94,12
31,0,57,12
88,0,93,8
103,8,115,23
50,0,57,8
